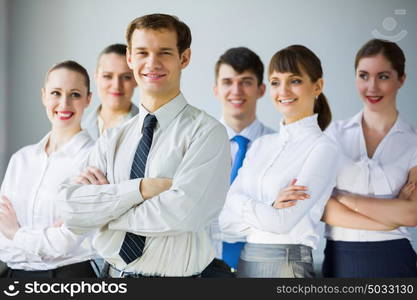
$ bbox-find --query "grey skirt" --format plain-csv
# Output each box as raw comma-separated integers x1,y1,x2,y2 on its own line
237,243,315,278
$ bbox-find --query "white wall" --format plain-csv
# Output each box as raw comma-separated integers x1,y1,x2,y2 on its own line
6,0,417,158
3,0,417,271
0,0,8,181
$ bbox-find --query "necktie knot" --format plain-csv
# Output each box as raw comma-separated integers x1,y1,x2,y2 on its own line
143,114,157,131
232,135,250,149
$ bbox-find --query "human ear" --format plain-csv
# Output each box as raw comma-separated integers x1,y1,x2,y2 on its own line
180,48,191,69
41,88,47,107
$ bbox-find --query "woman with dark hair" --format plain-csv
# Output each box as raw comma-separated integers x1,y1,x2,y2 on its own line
321,39,417,278
0,61,97,278
219,45,339,278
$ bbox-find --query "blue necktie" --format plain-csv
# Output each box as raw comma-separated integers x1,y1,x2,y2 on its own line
222,135,250,269
119,114,157,265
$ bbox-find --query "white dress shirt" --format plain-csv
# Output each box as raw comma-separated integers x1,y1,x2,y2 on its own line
82,103,139,141
325,111,417,242
210,119,275,258
58,93,231,277
0,131,96,271
219,114,339,249
223,118,275,166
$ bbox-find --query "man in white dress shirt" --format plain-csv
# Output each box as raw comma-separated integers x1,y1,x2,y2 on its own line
59,14,230,277
203,47,275,276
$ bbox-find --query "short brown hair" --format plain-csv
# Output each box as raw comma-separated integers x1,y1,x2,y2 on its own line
215,47,264,86
269,45,331,131
45,60,90,93
355,39,405,78
125,13,192,55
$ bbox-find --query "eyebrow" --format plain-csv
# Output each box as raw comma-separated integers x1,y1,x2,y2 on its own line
134,47,175,51
101,71,132,75
269,74,300,80
221,76,255,81
50,88,81,92
358,70,393,74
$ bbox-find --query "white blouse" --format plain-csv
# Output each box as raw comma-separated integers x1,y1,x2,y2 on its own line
325,111,417,242
210,119,275,258
0,130,96,271
219,114,339,249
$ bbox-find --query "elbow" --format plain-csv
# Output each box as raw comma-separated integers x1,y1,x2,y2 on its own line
218,212,230,233
218,212,243,237
402,211,417,227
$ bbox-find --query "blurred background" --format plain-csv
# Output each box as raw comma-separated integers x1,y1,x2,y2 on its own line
0,0,416,274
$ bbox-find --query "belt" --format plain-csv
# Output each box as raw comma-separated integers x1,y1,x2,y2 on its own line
8,261,94,278
108,264,201,278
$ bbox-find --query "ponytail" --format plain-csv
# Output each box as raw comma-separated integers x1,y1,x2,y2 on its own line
314,93,332,131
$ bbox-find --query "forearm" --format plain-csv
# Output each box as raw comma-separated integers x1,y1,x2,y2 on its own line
219,193,252,239
322,198,397,231
243,142,340,234
243,174,336,234
340,195,417,227
58,179,143,234
109,167,229,236
109,132,231,236
12,225,91,259
0,233,43,263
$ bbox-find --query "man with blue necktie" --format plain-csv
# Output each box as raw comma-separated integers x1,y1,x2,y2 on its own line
202,47,275,277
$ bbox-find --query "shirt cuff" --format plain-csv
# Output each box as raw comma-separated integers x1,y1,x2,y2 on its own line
12,227,30,251
127,178,144,205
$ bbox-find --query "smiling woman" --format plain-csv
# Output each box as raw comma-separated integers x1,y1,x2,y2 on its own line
0,61,97,278
219,45,339,278
321,39,417,278
268,45,331,131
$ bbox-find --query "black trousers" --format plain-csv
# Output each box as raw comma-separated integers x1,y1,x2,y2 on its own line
201,259,236,278
7,261,96,278
322,239,417,278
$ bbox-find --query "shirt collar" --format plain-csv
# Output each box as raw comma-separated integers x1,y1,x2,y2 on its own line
279,114,322,141
390,114,414,135
221,118,263,142
35,130,92,157
343,109,413,135
139,93,188,131
343,110,363,129
97,102,139,121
